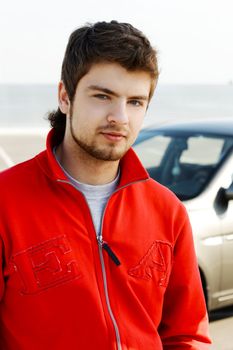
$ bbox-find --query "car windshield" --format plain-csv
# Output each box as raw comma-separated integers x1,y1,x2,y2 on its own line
134,129,233,200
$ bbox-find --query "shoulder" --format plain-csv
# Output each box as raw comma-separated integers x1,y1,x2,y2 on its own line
137,177,188,220
0,157,37,183
0,153,45,200
141,177,181,204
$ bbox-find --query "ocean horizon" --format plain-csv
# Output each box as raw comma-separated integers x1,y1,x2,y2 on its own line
0,84,233,130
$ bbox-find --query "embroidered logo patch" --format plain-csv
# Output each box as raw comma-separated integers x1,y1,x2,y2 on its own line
12,235,81,294
128,241,172,286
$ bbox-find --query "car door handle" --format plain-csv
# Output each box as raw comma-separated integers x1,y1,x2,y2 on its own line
224,233,233,241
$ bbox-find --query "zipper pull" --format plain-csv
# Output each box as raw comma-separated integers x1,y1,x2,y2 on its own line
102,243,121,266
98,238,121,266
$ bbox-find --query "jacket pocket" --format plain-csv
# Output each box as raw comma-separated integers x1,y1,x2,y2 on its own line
128,240,173,287
10,235,82,295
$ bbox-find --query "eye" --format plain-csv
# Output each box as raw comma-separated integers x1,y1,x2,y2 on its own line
128,99,143,107
94,94,109,100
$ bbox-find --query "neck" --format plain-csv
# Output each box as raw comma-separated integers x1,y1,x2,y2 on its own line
56,142,120,185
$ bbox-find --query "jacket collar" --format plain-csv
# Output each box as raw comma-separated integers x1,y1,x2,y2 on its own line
36,128,149,186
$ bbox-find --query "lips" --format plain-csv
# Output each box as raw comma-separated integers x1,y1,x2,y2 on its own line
102,131,126,137
101,132,126,141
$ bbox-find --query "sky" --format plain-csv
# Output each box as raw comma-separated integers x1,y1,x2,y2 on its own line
0,0,233,84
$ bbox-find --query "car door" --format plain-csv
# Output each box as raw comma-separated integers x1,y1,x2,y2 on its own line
219,182,233,305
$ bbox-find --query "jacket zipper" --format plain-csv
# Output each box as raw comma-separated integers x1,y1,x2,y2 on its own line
99,238,121,266
57,179,122,349
97,236,122,350
94,179,148,350
57,178,149,350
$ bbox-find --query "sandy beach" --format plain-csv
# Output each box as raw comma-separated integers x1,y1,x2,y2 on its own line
0,129,47,171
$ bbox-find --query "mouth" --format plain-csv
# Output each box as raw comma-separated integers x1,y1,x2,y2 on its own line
101,132,126,142
100,127,128,142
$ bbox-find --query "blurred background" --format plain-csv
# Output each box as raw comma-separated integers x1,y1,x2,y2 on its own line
0,1,233,348
1,0,233,130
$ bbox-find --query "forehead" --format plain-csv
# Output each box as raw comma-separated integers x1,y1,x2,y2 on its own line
77,62,152,96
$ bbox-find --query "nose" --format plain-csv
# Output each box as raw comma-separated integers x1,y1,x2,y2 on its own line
106,101,129,125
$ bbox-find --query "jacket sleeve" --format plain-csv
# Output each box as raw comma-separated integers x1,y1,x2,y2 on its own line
0,237,4,301
158,209,212,349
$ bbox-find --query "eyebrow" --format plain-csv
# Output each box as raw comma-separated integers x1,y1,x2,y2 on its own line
87,85,149,101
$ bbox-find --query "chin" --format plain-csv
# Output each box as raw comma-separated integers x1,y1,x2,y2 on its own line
90,146,129,161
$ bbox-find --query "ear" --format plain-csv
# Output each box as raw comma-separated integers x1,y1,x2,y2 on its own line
58,81,70,114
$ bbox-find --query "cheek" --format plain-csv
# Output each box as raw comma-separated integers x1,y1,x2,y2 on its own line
71,106,93,130
130,113,145,132
75,103,105,126
128,113,145,142
129,124,143,145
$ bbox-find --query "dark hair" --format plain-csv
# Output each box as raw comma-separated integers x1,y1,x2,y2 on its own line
48,20,159,135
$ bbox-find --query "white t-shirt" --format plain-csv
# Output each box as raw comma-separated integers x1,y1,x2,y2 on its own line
54,150,119,238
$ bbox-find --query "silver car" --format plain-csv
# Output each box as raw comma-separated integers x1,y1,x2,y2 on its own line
133,119,233,311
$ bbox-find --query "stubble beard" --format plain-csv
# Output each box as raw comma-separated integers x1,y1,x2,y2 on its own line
69,115,130,161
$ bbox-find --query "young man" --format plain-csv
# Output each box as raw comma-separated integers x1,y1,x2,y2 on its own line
0,21,211,349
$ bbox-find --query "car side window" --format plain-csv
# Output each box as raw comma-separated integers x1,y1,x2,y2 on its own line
180,136,225,165
134,135,171,168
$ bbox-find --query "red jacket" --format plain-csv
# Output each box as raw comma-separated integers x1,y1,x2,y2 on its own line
0,129,211,349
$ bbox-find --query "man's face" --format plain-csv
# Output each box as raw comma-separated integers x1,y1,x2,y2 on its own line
63,62,151,161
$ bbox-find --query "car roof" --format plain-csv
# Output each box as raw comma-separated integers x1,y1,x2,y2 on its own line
145,118,233,137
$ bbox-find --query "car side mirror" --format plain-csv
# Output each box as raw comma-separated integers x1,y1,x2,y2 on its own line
214,182,233,214
224,182,233,201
